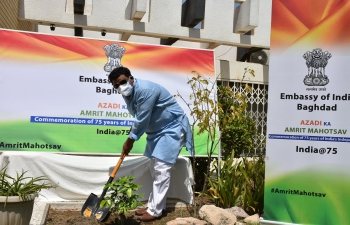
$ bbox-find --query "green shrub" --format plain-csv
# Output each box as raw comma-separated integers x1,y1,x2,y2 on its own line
206,152,265,215
177,68,258,215
218,85,258,158
0,163,57,206
206,151,244,208
100,175,144,215
240,155,265,215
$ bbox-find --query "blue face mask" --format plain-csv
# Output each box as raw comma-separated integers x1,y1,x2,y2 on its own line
118,80,133,96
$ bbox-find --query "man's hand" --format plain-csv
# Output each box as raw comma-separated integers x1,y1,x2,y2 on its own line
122,138,135,156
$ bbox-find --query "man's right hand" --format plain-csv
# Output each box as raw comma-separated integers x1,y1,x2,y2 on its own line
122,138,135,156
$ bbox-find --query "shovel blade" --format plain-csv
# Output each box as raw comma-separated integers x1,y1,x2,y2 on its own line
81,193,99,217
81,193,111,221
95,206,111,222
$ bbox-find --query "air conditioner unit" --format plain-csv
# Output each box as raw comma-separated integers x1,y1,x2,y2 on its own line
250,50,269,65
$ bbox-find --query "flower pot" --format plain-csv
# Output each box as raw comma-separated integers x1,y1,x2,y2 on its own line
0,194,36,225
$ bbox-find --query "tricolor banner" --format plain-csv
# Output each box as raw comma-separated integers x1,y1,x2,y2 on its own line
0,29,215,156
264,1,350,225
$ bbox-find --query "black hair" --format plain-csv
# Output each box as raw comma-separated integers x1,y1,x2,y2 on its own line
108,67,132,83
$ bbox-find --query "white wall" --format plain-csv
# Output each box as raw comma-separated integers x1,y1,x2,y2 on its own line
20,0,272,84
19,0,272,49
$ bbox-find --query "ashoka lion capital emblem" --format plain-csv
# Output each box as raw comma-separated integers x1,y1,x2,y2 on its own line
303,48,332,86
103,43,126,73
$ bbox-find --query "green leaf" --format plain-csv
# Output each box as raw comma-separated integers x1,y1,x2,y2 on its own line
126,188,132,197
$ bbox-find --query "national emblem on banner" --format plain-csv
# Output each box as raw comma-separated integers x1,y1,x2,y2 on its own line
303,48,332,86
103,43,126,73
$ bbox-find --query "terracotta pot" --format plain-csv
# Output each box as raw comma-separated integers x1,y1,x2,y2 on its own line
0,194,35,225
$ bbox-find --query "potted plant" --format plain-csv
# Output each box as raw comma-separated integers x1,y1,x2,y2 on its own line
100,175,144,225
0,163,57,225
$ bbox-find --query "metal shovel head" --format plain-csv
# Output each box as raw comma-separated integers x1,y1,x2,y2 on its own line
95,206,111,222
81,193,111,221
81,193,98,217
82,153,126,222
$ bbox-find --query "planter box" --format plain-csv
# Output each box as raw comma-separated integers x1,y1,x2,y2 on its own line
0,195,35,225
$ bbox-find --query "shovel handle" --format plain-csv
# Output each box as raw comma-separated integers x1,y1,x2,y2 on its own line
109,126,131,178
100,153,127,199
110,153,126,178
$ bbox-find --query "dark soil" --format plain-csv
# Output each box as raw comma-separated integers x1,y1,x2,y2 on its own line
45,197,213,225
45,207,195,225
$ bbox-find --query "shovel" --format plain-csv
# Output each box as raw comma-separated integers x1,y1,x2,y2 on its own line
81,153,126,222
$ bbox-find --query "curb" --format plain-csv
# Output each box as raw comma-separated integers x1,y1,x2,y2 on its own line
30,201,85,225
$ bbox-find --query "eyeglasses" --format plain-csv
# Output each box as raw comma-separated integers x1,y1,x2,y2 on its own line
112,80,127,89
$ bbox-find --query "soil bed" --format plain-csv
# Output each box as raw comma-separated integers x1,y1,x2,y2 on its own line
46,197,213,225
46,207,195,225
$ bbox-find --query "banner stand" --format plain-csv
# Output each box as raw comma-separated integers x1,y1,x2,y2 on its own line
260,219,301,225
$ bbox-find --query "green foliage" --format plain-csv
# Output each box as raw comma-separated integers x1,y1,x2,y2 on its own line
206,152,265,215
218,85,258,158
240,155,265,215
0,163,57,206
206,151,244,208
177,68,263,217
100,175,144,215
177,72,220,156
177,69,257,159
176,72,223,209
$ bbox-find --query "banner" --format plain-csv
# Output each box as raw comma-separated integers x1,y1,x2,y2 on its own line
264,1,350,224
0,29,215,155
